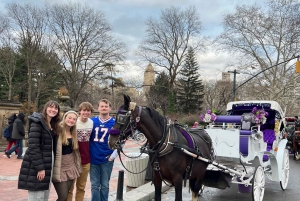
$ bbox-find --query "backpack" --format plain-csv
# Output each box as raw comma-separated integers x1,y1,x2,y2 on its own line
3,124,13,139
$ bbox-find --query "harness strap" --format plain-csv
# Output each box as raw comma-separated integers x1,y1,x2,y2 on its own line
184,157,194,187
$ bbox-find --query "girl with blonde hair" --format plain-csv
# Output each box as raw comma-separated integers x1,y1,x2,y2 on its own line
52,110,82,201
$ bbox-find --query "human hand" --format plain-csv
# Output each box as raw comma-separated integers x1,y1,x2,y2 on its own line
37,170,45,181
108,157,114,162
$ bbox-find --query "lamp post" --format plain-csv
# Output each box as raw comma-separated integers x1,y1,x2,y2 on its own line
228,69,240,101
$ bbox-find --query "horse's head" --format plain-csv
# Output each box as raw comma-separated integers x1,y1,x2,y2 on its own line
108,95,135,150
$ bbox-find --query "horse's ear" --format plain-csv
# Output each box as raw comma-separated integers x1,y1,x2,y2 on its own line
123,95,131,110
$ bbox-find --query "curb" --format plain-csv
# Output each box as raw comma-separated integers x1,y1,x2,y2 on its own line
109,182,172,201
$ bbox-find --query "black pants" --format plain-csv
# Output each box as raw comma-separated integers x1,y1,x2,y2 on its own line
53,180,73,201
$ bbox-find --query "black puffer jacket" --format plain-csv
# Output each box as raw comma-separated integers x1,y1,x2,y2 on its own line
11,113,25,140
18,112,54,191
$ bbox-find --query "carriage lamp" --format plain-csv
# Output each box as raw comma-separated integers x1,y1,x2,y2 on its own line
296,60,300,73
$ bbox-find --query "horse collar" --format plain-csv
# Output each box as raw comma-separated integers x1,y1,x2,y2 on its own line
136,106,142,122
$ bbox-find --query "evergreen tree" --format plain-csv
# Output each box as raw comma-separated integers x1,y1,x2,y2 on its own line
146,71,170,115
176,47,204,114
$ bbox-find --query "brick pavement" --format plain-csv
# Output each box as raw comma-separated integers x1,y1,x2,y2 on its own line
0,140,142,201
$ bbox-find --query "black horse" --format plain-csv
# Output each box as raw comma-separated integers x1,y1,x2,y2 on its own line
108,95,214,201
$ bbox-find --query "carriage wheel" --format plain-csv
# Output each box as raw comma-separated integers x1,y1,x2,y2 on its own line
280,149,290,190
252,165,265,201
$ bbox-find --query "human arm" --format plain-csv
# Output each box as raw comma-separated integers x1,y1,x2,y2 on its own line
108,149,118,161
27,122,46,172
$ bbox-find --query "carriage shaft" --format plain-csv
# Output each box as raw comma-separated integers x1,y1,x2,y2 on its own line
181,148,242,176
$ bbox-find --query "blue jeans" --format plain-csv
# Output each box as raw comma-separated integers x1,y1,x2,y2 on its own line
7,139,23,158
90,161,114,201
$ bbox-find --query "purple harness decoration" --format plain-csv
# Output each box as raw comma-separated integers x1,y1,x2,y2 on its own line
180,128,195,149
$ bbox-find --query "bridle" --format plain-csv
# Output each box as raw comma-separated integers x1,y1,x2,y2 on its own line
109,104,142,151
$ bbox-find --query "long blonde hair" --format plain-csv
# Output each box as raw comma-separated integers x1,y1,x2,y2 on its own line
60,110,79,150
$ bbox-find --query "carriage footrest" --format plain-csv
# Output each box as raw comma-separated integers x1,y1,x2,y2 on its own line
203,170,232,189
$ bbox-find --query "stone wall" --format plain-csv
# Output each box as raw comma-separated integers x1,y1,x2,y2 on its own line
0,102,22,150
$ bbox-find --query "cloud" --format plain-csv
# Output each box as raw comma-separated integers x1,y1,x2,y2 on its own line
0,0,260,85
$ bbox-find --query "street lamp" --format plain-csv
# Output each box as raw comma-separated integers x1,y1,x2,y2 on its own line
228,69,240,101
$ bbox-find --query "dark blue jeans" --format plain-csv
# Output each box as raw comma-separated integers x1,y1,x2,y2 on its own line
90,161,114,201
6,139,23,158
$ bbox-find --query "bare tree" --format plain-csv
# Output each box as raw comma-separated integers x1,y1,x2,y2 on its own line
138,6,206,88
0,14,17,100
6,3,49,106
47,3,126,107
0,12,9,35
202,80,232,115
0,46,17,100
215,0,300,106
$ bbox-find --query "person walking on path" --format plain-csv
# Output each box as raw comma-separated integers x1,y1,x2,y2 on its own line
18,100,60,201
4,113,19,155
52,110,82,201
67,102,94,201
90,99,117,201
5,113,26,159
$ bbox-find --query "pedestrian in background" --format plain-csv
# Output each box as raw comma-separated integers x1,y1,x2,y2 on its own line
5,112,26,159
18,100,60,201
90,99,117,201
4,113,19,155
67,102,94,201
52,110,82,201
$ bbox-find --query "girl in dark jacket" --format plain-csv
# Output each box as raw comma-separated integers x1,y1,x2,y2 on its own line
18,100,60,201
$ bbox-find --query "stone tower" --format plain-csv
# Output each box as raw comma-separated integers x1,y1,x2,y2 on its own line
143,63,155,94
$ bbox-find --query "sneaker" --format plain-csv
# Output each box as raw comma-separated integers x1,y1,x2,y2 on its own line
4,152,10,159
17,156,23,159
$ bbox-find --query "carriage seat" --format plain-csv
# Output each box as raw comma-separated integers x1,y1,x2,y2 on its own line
263,129,276,161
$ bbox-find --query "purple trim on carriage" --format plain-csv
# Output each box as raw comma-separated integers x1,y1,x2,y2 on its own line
239,129,276,160
239,130,252,135
263,129,276,161
214,115,242,124
240,137,249,156
180,128,194,149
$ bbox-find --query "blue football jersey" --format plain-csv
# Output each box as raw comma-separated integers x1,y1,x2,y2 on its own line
90,116,115,164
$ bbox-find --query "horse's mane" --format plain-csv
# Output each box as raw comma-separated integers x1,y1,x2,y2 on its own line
145,107,166,133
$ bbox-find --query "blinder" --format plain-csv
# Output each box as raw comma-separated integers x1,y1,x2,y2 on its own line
116,114,128,125
116,112,131,125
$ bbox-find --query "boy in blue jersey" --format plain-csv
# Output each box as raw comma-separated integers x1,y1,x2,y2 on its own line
90,99,117,201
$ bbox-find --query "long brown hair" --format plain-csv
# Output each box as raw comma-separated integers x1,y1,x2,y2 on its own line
42,100,60,134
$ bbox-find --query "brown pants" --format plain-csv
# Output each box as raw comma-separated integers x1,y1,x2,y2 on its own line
67,163,90,201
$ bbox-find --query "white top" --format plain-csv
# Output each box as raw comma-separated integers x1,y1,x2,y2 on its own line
226,100,285,118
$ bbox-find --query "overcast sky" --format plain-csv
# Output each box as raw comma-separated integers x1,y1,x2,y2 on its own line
0,0,261,85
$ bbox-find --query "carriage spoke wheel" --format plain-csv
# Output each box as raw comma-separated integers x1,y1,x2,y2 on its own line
252,165,265,201
280,149,290,190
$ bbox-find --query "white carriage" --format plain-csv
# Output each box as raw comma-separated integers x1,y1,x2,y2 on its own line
183,101,289,201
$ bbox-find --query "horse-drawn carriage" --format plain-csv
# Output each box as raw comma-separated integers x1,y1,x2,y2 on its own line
200,100,289,201
285,116,300,159
108,96,289,201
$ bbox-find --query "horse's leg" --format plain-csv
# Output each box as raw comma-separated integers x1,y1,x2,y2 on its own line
189,178,202,201
153,172,162,201
173,175,183,201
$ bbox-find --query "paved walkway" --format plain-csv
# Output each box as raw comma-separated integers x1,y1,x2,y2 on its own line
0,140,142,201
